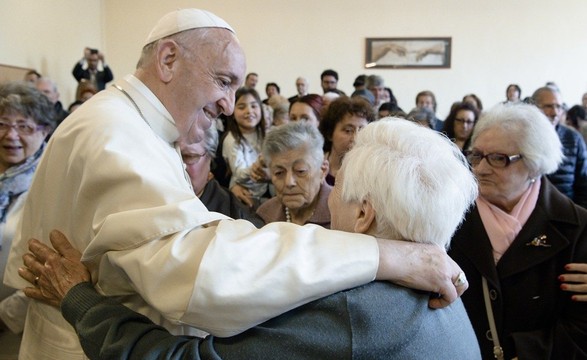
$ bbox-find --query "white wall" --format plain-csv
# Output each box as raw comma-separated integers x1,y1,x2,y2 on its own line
0,0,103,104
2,0,587,118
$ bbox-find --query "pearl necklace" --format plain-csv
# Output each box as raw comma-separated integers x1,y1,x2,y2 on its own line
284,206,315,224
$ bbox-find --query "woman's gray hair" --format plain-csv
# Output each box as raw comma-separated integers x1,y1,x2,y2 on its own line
470,103,563,176
0,81,56,128
262,121,324,169
341,118,478,248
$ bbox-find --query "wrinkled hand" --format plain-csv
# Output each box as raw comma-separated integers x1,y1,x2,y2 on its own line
560,263,587,302
231,183,254,207
19,230,91,307
375,239,467,308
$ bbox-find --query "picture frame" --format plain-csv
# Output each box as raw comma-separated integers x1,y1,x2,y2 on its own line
0,64,35,84
365,37,452,69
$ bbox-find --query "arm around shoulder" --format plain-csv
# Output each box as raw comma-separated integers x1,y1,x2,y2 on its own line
375,239,465,308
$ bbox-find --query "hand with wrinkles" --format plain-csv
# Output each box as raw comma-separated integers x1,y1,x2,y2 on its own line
19,230,91,307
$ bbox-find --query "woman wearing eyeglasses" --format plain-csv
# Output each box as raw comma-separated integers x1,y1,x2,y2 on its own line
0,82,55,358
442,101,479,150
448,103,587,359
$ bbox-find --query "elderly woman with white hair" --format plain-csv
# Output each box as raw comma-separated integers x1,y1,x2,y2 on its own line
449,103,587,359
256,121,330,227
15,118,482,358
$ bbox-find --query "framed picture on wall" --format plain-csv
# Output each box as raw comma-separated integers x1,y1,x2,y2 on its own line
365,37,451,69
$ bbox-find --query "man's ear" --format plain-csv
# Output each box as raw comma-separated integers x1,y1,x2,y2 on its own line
155,39,181,83
354,199,376,234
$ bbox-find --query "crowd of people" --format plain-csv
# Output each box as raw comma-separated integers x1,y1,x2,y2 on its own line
1,7,587,360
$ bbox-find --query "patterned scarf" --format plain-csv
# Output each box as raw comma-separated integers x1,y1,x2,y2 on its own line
0,142,45,223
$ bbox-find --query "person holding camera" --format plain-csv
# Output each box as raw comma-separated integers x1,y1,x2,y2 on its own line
72,47,114,91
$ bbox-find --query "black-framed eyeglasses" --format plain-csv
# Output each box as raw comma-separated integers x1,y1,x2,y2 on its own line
454,118,475,126
0,121,43,136
464,150,523,168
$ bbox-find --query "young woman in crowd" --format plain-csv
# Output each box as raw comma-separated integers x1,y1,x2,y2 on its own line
442,101,480,151
318,96,375,186
289,94,323,127
222,87,268,208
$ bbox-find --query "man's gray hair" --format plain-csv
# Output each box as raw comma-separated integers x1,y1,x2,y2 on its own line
471,103,563,176
365,75,384,89
341,118,477,248
406,107,436,128
262,121,324,169
531,86,560,105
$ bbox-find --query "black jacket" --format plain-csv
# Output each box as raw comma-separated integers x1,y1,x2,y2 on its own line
199,179,264,228
72,62,113,91
449,178,587,359
547,124,587,208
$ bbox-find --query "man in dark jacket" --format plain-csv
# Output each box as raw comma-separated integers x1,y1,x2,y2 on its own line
180,126,264,228
534,86,587,208
72,47,114,91
35,78,69,127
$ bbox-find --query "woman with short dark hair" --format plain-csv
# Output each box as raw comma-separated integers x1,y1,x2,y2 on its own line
318,96,375,186
0,81,55,358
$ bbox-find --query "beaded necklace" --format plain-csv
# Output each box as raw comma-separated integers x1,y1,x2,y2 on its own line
284,206,315,224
